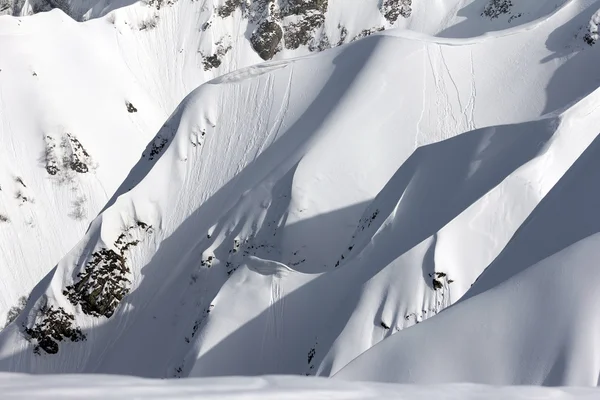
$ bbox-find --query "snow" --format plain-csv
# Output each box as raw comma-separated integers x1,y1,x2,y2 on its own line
2,0,600,393
1,0,565,328
0,374,599,399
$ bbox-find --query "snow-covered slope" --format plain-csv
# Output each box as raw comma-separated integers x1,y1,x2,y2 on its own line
1,0,567,328
1,375,599,400
336,123,600,386
1,0,600,384
0,0,449,326
192,88,600,380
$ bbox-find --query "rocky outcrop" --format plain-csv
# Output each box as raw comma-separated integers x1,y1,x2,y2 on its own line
251,20,284,60
380,0,412,24
63,222,153,319
23,303,86,355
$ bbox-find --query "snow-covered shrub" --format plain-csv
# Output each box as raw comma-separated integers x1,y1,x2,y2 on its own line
0,214,9,223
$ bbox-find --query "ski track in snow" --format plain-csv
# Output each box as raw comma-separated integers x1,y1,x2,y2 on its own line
257,64,293,158
439,45,464,129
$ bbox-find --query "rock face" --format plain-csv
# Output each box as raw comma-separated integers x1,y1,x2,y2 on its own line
23,303,86,355
380,0,412,24
251,20,284,60
63,222,153,319
1,0,415,61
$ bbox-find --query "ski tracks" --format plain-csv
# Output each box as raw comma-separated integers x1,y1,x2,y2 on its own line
426,45,457,142
255,63,293,158
464,49,478,132
423,44,477,145
260,274,286,370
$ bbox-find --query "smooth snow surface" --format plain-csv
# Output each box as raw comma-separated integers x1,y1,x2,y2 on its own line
0,375,599,399
2,0,600,390
1,0,574,328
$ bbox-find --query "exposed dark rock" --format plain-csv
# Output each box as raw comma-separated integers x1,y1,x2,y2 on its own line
307,346,316,364
352,26,385,42
281,0,328,17
145,0,176,11
23,304,86,355
64,134,91,174
337,24,348,46
584,32,597,46
63,223,152,318
284,12,325,50
481,0,513,20
380,0,412,24
202,40,233,70
217,0,243,17
251,20,283,60
126,101,138,113
145,136,169,161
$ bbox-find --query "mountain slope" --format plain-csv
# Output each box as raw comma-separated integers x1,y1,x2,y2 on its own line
0,0,567,328
335,124,600,385
192,88,600,379
0,0,599,380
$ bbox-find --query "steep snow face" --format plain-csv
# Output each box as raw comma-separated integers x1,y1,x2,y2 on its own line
1,375,599,400
335,118,600,386
0,0,420,328
192,92,600,379
0,11,167,328
0,0,599,380
0,0,577,329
